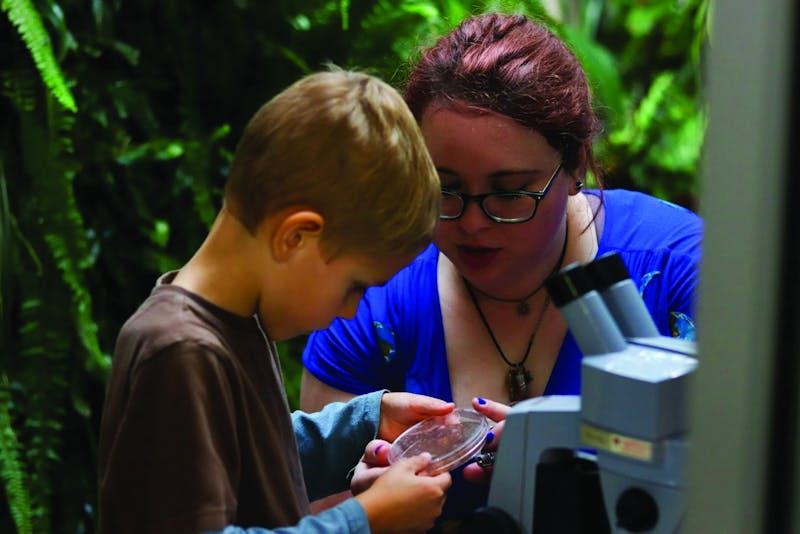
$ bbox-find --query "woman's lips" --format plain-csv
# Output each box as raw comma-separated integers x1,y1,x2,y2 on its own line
457,245,499,270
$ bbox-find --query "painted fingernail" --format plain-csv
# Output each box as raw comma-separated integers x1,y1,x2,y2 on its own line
485,431,495,443
477,397,487,405
375,445,383,454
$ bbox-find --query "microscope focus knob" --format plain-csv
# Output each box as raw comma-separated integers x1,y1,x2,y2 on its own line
615,487,659,532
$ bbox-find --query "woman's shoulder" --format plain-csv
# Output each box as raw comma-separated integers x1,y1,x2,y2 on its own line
380,243,439,288
603,189,702,224
595,189,702,253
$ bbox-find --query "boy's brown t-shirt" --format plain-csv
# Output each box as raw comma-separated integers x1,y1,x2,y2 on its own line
98,272,308,533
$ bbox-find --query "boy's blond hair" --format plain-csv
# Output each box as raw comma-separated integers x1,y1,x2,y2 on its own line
224,70,439,258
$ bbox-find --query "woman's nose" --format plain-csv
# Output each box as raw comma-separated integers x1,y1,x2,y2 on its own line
458,198,493,232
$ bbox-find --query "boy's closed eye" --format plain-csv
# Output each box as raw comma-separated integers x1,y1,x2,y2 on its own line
349,282,369,297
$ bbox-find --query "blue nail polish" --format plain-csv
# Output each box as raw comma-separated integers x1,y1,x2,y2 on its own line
485,431,495,443
477,397,487,405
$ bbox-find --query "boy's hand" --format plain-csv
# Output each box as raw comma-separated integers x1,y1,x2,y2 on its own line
462,397,509,485
350,439,392,495
378,392,454,442
355,453,451,534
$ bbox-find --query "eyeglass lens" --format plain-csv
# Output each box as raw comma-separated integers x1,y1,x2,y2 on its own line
441,192,537,220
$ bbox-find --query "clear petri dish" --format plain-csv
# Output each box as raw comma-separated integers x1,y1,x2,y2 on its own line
388,408,490,475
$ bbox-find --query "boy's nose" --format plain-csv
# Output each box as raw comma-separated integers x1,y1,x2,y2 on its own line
338,299,361,320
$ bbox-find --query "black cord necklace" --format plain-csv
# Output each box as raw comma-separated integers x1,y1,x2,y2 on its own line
463,224,569,402
469,280,543,316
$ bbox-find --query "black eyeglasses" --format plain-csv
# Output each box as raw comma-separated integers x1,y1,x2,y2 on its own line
439,162,563,223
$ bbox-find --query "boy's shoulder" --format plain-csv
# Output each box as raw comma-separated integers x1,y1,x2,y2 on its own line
116,276,238,367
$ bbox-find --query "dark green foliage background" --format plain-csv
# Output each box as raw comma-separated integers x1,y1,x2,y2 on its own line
0,0,709,532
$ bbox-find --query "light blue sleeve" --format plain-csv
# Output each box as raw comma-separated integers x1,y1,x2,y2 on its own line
202,498,369,534
201,392,384,534
292,390,385,500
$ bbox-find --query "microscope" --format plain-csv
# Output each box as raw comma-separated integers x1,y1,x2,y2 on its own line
469,252,697,534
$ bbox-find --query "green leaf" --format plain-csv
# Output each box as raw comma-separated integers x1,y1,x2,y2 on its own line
0,376,33,534
636,73,673,129
116,139,186,166
340,0,350,30
625,3,671,38
291,14,311,31
1,0,77,112
149,220,170,248
0,168,10,340
399,0,440,20
649,107,706,173
560,24,628,130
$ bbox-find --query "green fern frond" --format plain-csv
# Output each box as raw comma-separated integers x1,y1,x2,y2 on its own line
17,101,110,380
0,166,10,338
44,231,110,377
0,69,38,112
16,295,69,533
0,375,34,534
1,0,77,112
340,0,350,30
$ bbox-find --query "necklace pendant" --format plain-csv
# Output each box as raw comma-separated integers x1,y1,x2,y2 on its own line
508,365,532,402
517,300,530,315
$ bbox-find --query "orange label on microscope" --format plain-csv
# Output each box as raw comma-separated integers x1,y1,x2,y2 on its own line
580,423,654,462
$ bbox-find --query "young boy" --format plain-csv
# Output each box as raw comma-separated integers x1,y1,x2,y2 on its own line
97,70,454,533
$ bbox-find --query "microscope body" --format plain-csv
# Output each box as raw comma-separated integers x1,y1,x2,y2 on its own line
484,254,698,534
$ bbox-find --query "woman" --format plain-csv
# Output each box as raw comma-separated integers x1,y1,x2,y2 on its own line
300,12,703,527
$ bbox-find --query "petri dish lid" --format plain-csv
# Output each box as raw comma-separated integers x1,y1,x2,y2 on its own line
388,408,490,475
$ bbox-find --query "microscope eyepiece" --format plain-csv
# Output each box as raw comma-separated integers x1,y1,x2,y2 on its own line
544,262,594,308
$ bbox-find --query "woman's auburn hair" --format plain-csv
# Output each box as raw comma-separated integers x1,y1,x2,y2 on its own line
404,12,603,186
225,69,439,258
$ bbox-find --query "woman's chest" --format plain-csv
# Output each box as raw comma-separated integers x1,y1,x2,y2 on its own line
439,284,568,407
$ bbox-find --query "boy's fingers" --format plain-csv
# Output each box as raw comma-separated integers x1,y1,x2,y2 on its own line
429,471,453,491
398,452,433,474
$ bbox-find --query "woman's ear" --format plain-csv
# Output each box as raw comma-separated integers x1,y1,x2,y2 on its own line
568,146,588,196
270,209,325,262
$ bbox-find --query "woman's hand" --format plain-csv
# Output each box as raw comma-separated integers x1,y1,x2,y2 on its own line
378,392,455,442
463,397,510,485
350,439,392,495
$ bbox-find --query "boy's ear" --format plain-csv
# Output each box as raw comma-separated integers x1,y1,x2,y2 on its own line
270,209,325,261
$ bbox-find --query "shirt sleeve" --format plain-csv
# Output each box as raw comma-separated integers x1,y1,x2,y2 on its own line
644,198,703,339
291,391,385,499
594,191,702,334
661,206,703,322
206,498,370,534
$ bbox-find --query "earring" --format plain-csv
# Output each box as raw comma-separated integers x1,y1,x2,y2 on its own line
574,180,584,191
